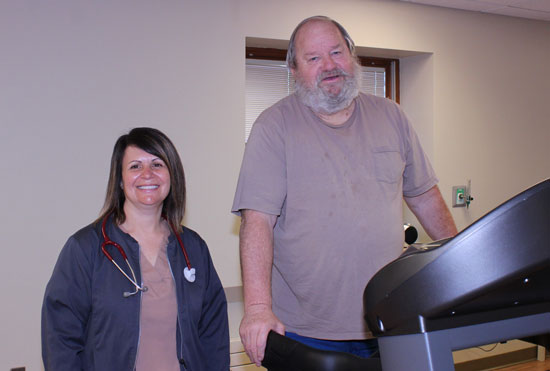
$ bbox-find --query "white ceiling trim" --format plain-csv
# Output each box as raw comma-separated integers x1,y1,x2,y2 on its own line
397,0,550,21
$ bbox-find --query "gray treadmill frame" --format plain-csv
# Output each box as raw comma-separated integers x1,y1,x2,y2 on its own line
378,312,550,370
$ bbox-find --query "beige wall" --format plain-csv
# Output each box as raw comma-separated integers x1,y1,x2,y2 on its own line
1,0,549,369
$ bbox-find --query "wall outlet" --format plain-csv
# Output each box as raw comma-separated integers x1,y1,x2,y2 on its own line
452,186,466,207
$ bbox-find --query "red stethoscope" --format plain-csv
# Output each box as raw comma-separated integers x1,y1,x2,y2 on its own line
101,214,196,298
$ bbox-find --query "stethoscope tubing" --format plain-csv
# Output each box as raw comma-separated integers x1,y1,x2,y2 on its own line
101,213,195,296
167,219,192,271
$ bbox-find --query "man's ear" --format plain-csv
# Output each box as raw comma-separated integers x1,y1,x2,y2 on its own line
290,67,297,79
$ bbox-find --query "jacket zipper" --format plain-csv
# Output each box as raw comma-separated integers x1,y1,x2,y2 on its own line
132,245,143,371
167,247,188,370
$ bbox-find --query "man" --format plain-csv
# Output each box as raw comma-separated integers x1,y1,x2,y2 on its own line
232,16,457,366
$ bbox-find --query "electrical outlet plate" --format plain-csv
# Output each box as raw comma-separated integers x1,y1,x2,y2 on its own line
452,186,466,207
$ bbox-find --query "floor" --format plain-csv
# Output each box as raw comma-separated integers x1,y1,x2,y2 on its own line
495,358,550,371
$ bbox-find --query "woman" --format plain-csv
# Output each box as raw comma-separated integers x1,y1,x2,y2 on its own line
42,127,229,370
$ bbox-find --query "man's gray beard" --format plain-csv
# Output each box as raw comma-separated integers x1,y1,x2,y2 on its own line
295,62,361,115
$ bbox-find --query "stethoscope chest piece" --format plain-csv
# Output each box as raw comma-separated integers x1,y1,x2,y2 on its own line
184,267,196,283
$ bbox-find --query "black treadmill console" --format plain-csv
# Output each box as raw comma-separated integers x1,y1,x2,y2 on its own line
364,179,550,336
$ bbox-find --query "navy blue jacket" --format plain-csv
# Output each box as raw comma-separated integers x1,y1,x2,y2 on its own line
42,216,229,370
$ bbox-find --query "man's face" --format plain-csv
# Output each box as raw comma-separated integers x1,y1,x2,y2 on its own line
292,20,356,96
291,20,359,114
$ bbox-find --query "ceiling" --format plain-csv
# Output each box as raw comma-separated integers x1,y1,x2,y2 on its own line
397,0,550,21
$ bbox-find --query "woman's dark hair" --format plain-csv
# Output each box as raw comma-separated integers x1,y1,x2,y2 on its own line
97,127,186,230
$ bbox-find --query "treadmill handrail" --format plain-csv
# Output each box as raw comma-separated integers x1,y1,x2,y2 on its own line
261,331,382,371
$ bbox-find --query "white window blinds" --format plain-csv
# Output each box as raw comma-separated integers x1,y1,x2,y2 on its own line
359,68,386,97
245,58,387,141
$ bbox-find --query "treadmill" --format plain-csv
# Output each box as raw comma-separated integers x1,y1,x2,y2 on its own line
363,179,550,370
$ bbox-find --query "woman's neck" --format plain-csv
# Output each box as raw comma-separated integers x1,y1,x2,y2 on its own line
120,202,164,236
120,202,170,266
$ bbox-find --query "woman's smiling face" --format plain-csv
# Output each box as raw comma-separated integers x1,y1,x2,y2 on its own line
121,145,171,211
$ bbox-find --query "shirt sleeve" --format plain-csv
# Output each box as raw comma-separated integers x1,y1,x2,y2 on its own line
398,106,438,197
231,108,287,216
41,235,94,370
197,237,230,371
382,102,438,197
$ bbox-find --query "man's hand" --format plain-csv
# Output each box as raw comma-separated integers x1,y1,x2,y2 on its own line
239,304,285,367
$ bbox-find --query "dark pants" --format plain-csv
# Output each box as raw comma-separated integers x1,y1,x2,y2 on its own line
285,331,379,358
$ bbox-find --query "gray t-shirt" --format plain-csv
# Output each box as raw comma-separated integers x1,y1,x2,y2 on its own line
232,92,437,340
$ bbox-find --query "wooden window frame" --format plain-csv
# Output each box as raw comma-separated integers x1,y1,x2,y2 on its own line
246,47,400,103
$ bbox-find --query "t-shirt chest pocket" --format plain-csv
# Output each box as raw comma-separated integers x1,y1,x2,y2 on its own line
372,147,405,184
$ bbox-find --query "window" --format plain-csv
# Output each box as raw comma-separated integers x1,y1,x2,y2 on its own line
245,47,399,141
